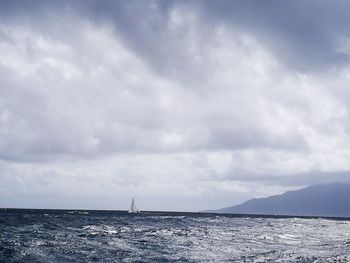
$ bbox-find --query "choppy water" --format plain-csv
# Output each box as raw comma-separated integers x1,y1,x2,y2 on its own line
0,209,350,262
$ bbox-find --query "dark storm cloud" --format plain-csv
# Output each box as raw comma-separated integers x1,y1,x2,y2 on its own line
83,0,350,72
196,0,350,71
51,0,349,76
2,0,350,73
10,0,334,75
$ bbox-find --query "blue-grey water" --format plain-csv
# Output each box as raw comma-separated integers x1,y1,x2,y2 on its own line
0,209,349,262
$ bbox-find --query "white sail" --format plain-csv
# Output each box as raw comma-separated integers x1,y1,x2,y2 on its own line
128,197,140,213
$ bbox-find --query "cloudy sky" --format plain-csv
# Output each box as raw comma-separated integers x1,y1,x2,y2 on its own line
1,0,350,211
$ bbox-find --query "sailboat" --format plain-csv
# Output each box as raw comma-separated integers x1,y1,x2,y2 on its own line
128,197,140,213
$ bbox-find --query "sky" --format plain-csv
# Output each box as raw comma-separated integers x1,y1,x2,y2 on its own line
1,0,350,211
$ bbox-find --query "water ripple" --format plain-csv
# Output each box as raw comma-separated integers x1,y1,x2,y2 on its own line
0,209,349,262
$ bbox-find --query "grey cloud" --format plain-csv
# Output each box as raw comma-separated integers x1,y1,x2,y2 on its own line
2,0,350,73
195,0,350,72
222,169,350,187
0,14,310,163
204,127,306,151
0,0,349,187
79,0,350,73
1,0,350,211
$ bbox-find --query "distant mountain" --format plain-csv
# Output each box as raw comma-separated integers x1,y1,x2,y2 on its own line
209,183,350,217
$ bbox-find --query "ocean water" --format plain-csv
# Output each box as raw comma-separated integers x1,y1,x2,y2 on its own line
0,209,349,262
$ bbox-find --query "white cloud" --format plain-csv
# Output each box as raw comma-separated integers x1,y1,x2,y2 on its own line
1,3,350,210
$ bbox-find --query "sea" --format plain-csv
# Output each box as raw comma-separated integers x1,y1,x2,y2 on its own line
0,209,349,262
